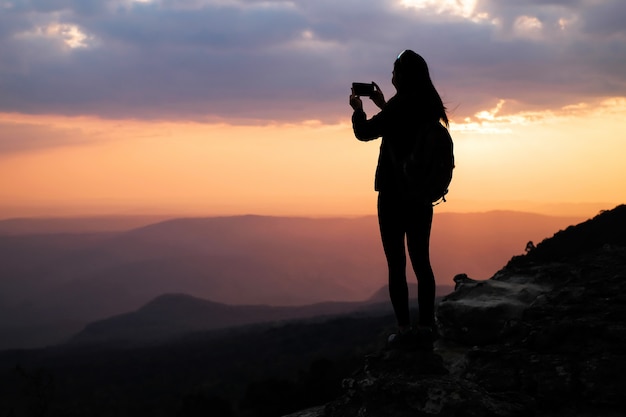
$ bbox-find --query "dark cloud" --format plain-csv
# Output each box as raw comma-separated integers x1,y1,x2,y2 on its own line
0,0,625,123
581,0,626,38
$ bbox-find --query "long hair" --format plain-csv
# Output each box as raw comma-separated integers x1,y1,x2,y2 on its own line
394,50,448,127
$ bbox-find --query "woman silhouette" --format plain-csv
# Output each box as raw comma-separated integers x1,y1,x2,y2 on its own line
350,50,448,346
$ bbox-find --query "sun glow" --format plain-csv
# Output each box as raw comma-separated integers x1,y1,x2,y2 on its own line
513,15,543,39
452,97,626,136
16,22,94,49
399,0,477,18
1,96,626,218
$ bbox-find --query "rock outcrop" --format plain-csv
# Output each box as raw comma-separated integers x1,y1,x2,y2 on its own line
297,205,626,417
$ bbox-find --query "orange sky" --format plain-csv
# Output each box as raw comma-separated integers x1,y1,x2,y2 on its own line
1,96,625,219
1,0,625,219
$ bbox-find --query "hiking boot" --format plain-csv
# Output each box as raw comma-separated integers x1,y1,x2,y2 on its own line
387,328,433,351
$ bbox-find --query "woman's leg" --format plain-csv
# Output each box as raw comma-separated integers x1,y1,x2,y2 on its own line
377,192,411,328
406,201,436,328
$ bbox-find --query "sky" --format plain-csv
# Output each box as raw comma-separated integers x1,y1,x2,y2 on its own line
1,0,625,218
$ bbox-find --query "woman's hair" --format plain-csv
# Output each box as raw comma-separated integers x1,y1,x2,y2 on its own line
394,50,449,126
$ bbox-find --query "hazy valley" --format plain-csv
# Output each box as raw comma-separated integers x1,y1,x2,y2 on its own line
0,206,623,417
0,211,583,349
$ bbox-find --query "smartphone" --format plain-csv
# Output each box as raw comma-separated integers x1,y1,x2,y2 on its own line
352,82,375,97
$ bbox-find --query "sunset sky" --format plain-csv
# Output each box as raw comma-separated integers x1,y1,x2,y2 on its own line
1,0,625,218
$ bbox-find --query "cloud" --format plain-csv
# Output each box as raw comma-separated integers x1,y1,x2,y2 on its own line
453,96,626,135
0,0,625,123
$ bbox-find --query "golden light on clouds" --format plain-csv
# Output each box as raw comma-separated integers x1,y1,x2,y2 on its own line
15,22,94,49
399,0,478,18
446,97,626,214
454,97,626,135
1,96,625,218
513,15,543,38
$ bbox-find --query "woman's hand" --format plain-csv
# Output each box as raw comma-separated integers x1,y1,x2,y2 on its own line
370,82,386,110
349,89,363,111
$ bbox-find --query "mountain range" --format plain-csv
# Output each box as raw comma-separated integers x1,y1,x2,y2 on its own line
0,211,584,349
1,205,623,417
67,293,381,346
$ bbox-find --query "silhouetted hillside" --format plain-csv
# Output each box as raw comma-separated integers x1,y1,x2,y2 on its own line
69,284,458,346
507,204,626,267
68,293,389,346
323,204,626,417
0,314,398,417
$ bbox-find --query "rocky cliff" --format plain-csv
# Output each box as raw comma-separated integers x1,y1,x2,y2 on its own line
289,205,626,417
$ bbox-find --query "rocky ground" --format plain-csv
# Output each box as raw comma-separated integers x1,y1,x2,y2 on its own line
287,205,626,417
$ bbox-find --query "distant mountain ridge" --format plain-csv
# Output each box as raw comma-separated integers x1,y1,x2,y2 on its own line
68,293,381,346
0,215,172,235
0,211,585,349
68,283,455,346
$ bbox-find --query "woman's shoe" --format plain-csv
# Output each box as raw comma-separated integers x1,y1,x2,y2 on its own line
387,327,434,350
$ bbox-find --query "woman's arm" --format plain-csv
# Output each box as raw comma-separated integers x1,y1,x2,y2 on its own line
352,109,385,141
350,87,388,141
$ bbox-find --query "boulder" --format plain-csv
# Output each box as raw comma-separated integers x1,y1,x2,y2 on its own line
436,273,550,345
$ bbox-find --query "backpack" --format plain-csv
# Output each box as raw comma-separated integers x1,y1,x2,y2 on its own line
394,121,455,205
